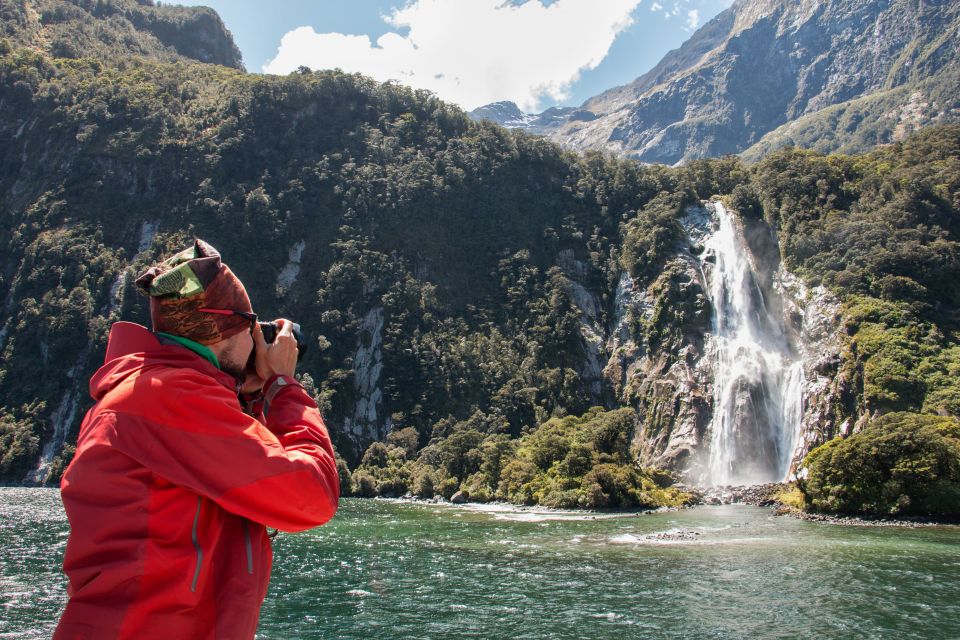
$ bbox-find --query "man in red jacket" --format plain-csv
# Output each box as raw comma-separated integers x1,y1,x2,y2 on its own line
54,239,340,640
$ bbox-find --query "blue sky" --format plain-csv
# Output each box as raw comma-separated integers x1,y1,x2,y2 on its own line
175,0,733,112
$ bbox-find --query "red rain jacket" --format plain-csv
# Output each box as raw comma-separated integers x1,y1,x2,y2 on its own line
54,322,339,639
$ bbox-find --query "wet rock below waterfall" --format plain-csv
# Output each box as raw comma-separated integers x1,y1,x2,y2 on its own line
697,483,788,506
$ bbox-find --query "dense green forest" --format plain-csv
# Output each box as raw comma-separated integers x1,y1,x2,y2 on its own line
1,8,959,515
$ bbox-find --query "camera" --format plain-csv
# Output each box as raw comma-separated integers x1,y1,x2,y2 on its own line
245,320,308,372
259,321,308,361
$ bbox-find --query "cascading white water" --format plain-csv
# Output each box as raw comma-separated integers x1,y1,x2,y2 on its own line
702,202,805,486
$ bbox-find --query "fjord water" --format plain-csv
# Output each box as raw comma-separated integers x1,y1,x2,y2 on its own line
3,490,960,639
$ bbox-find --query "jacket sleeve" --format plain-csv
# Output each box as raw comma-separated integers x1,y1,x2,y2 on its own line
110,369,340,532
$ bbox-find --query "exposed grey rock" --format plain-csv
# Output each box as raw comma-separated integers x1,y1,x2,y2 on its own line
619,205,716,474
775,270,851,473
450,490,468,504
276,239,306,293
343,307,386,447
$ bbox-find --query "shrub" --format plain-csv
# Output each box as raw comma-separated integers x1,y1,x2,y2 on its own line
436,476,459,500
351,470,378,498
462,472,494,502
386,427,419,458
729,183,763,221
360,442,389,468
411,467,436,498
335,454,353,497
496,458,538,501
580,463,643,508
376,475,408,498
800,412,960,517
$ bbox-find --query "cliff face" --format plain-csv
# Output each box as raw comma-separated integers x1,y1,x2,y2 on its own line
1,0,244,69
0,47,635,480
471,0,960,163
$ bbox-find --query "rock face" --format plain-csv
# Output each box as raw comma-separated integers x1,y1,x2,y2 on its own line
471,0,960,163
778,272,854,471
564,205,714,475
344,307,387,443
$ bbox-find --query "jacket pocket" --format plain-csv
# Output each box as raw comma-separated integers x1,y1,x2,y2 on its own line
190,496,204,592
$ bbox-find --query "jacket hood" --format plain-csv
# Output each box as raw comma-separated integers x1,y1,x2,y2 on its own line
90,322,237,401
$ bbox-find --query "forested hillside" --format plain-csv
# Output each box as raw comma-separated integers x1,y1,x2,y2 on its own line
1,9,959,515
2,0,242,68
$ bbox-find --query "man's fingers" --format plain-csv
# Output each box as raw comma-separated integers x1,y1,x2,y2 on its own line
278,319,294,337
253,322,267,350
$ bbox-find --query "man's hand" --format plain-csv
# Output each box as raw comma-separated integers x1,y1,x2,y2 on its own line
254,319,298,381
240,369,265,395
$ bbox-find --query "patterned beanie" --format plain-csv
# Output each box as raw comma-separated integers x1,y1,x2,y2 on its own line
134,239,253,345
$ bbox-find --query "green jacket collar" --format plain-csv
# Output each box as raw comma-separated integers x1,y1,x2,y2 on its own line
157,332,220,369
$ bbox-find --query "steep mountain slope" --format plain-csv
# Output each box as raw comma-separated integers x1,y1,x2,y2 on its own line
471,0,960,164
1,0,243,69
741,64,960,161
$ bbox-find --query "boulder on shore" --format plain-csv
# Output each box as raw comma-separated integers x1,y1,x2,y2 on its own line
450,490,468,504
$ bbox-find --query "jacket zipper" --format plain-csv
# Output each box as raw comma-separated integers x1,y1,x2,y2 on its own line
242,520,254,575
190,496,204,592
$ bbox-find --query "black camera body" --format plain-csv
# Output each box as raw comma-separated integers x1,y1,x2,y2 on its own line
259,321,308,361
257,322,307,362
245,321,308,373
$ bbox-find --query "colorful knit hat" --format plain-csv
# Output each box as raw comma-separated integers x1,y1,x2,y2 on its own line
134,239,253,345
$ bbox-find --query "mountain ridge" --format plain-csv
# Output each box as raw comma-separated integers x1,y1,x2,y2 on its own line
470,0,960,164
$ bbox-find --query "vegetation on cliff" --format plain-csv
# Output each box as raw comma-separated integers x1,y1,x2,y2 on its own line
2,0,243,68
0,45,691,497
753,127,960,420
801,413,960,518
750,128,960,517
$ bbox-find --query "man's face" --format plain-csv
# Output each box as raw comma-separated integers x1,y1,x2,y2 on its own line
217,329,254,381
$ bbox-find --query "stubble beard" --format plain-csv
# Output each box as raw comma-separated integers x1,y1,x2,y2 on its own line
219,342,252,382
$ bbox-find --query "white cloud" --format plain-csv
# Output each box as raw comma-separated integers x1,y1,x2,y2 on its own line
263,0,641,111
650,2,663,10
686,8,699,30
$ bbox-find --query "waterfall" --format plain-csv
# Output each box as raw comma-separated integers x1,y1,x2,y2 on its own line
702,202,805,486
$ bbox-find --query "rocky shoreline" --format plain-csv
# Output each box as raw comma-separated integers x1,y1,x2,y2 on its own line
407,483,959,527
686,482,959,528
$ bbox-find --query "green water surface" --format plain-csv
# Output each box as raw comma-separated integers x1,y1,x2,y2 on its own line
1,489,958,639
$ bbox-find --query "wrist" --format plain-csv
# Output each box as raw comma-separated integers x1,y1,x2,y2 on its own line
263,374,301,404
